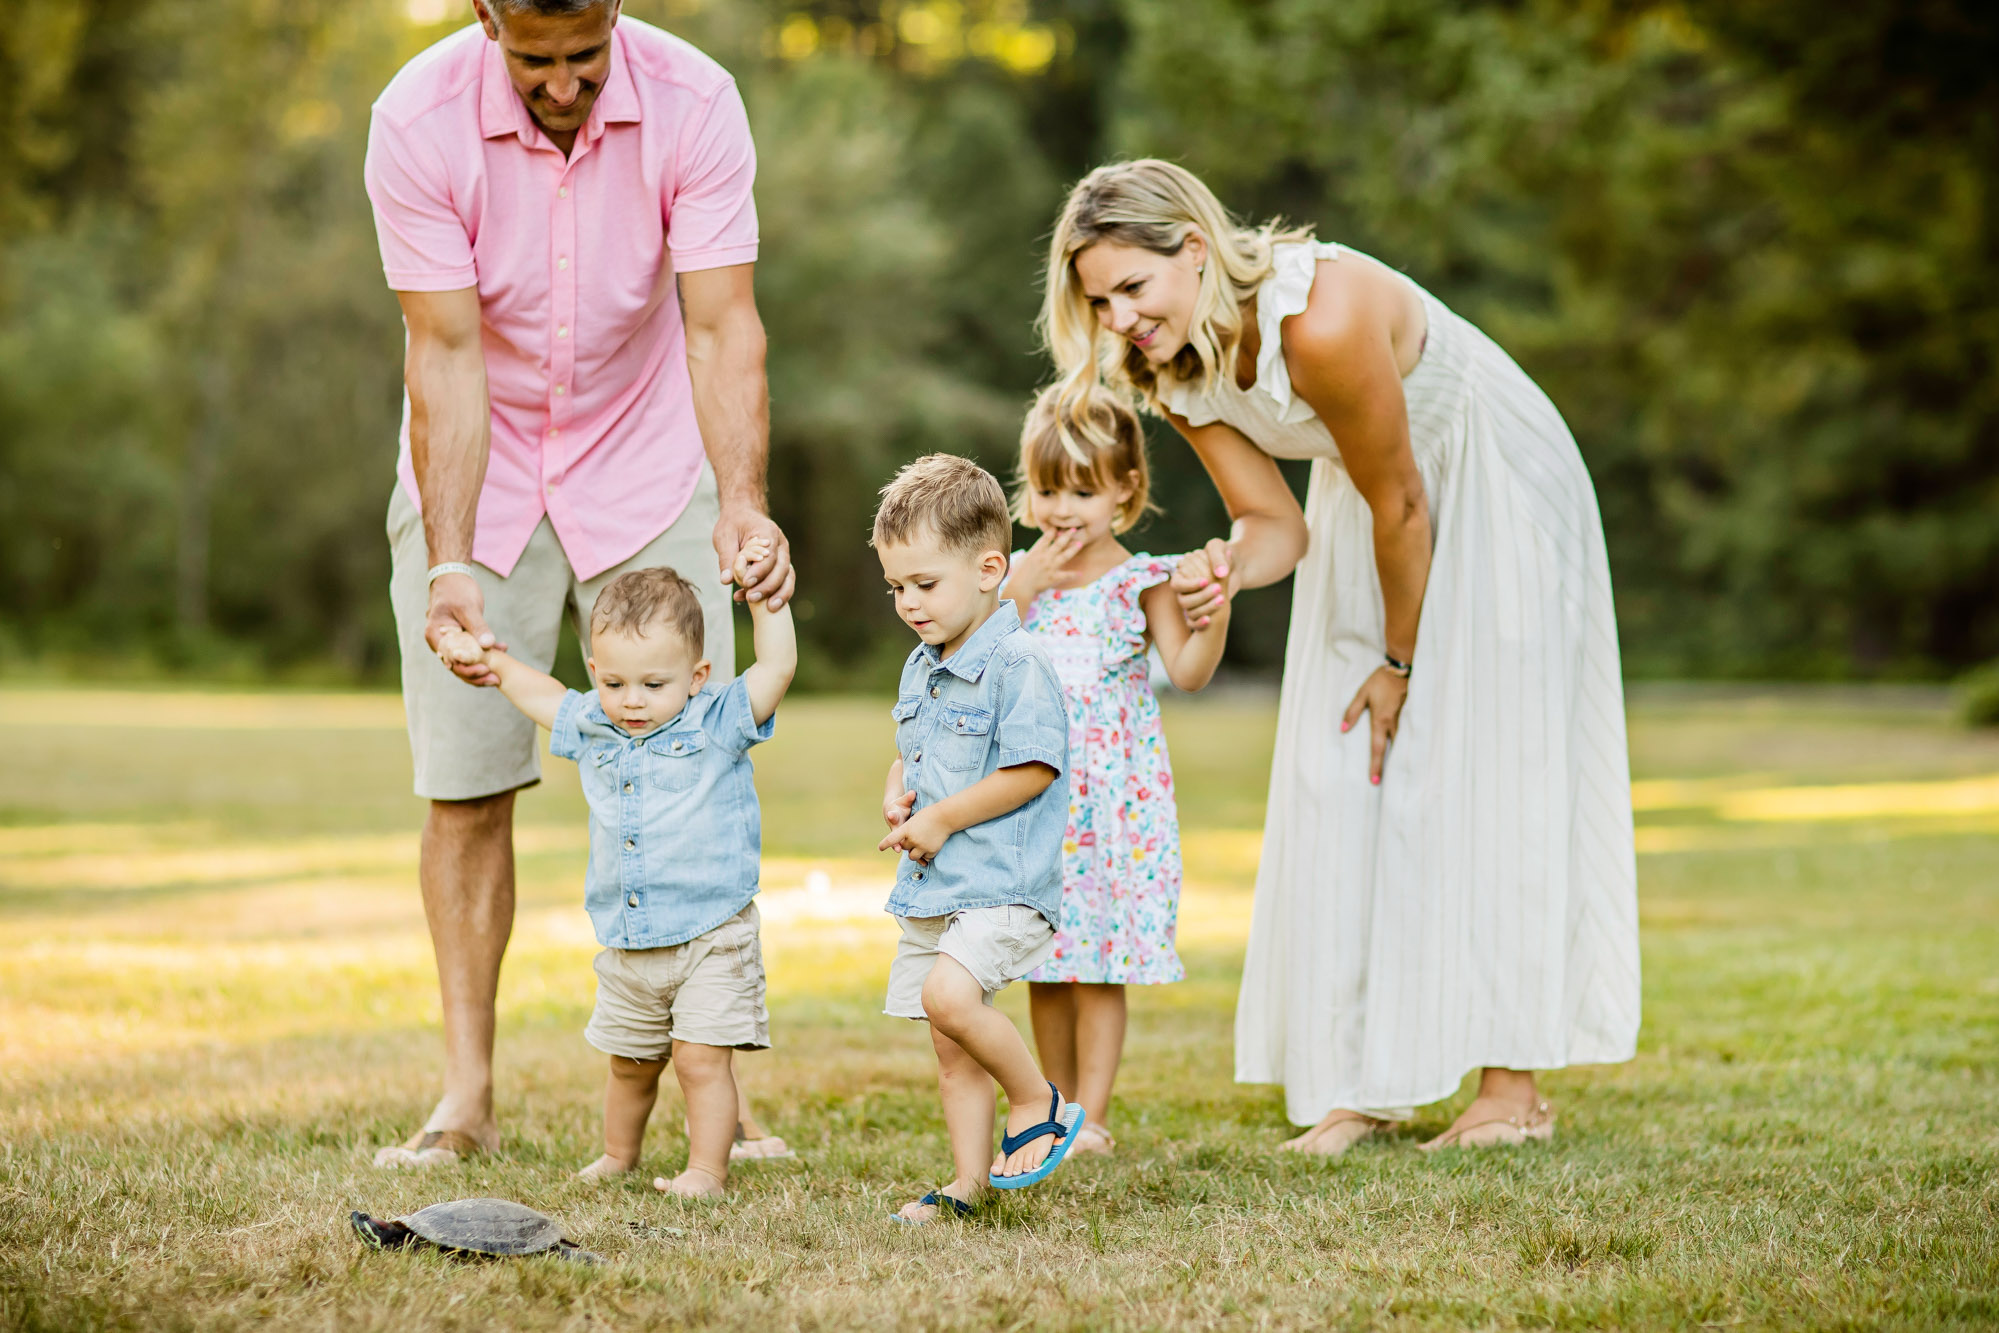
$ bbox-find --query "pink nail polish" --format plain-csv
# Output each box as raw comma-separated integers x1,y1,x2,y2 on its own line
1341,721,1350,732
1371,774,1381,785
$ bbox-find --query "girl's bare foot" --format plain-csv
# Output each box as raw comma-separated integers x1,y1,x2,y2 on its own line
576,1154,637,1182
1279,1110,1395,1156
1070,1122,1116,1156
653,1166,726,1199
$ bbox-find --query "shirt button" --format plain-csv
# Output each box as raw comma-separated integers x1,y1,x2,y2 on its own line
547,427,559,438
545,482,556,495
624,838,635,850
623,782,633,793
912,871,924,882
912,750,922,762
929,686,940,698
557,325,569,339
628,894,639,907
558,256,569,270
558,185,569,198
554,385,565,396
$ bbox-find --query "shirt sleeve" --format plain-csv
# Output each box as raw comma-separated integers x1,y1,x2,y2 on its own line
993,654,1067,776
364,108,478,291
705,675,775,756
665,80,759,273
548,689,592,761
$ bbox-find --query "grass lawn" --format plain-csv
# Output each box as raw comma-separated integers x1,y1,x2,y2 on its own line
2,684,1995,1331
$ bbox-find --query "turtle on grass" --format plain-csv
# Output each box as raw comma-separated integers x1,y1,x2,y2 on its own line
350,1198,603,1264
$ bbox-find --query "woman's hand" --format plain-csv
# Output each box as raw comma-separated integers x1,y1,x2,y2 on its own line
1342,666,1410,785
1009,526,1089,604
1172,538,1236,627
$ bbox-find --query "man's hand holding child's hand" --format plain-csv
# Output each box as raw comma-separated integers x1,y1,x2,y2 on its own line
436,626,489,670
879,806,950,864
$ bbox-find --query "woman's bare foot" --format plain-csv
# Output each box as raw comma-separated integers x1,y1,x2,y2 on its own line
1419,1069,1550,1151
576,1153,637,1182
653,1166,726,1199
1279,1110,1394,1156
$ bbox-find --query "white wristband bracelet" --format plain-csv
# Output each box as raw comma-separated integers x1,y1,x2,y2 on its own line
426,562,477,585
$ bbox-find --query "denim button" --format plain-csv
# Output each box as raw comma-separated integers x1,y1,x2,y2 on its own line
624,838,635,849
913,870,925,882
628,894,639,907
624,782,633,793
929,686,939,698
913,750,922,762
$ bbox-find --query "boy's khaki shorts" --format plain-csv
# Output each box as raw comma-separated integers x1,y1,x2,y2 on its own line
884,905,1056,1021
387,473,735,801
584,903,769,1061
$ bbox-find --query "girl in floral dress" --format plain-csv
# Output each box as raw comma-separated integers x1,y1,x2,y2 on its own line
1002,384,1233,1155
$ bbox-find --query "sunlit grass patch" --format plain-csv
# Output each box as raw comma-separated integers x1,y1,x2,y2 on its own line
3,686,1996,1330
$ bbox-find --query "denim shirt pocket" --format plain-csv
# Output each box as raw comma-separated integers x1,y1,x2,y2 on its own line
644,730,706,792
936,703,993,772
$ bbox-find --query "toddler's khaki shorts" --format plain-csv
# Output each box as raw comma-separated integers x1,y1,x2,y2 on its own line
584,903,769,1061
884,904,1056,1021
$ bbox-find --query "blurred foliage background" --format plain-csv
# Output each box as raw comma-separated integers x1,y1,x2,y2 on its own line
1,0,1994,684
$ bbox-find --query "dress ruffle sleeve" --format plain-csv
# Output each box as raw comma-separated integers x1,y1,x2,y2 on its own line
1158,240,1341,429
1103,555,1176,667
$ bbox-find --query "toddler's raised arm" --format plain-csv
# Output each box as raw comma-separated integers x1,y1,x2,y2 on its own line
735,538,796,725
436,628,568,731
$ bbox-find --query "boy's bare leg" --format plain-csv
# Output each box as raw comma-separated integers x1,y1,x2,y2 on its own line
893,1025,997,1222
1026,981,1078,1101
655,1041,735,1198
579,1055,666,1180
921,957,1065,1179
376,792,514,1164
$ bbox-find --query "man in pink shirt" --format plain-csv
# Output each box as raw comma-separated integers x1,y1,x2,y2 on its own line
364,0,792,1166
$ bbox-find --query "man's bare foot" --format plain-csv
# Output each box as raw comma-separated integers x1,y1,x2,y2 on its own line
577,1154,638,1182
653,1166,726,1199
1279,1110,1395,1157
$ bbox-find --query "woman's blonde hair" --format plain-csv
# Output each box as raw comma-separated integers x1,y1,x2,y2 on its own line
1039,159,1311,450
1011,383,1156,534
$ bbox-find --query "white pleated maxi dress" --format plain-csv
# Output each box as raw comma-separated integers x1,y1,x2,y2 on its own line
1162,241,1640,1122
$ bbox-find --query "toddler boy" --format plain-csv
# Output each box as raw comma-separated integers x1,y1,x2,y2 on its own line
873,455,1084,1224
437,541,794,1198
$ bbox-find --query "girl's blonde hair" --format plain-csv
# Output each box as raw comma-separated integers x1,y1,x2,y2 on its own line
1039,159,1312,450
1012,383,1156,535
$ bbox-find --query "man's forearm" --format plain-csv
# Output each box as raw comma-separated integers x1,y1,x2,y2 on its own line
685,303,771,513
407,339,491,566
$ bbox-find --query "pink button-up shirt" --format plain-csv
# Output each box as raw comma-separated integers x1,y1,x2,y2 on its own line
364,17,758,579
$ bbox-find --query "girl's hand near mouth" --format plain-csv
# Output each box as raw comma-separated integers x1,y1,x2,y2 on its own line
1005,525,1091,609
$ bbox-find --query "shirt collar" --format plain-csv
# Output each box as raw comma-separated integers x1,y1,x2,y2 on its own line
478,22,642,145
916,601,1019,683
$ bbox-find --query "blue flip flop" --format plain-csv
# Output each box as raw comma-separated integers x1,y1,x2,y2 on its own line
988,1082,1086,1190
889,1190,976,1225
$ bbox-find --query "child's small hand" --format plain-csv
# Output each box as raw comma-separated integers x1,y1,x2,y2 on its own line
436,627,489,669
1173,544,1234,629
878,806,950,864
732,536,774,592
883,788,916,830
1012,525,1089,599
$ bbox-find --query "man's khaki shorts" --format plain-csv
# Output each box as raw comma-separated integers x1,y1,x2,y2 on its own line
884,905,1057,1021
584,903,770,1061
387,471,735,800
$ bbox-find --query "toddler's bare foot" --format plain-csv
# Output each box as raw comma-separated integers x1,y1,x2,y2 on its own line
653,1166,726,1199
576,1154,638,1182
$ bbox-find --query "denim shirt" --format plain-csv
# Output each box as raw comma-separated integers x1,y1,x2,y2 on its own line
885,600,1069,924
551,675,774,949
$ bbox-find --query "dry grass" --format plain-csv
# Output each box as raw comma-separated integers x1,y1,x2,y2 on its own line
2,686,1996,1331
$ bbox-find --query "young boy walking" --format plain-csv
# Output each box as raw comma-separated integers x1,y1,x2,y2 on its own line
437,542,794,1198
872,455,1085,1224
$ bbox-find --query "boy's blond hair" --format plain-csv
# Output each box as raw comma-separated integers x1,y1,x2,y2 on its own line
1012,383,1157,534
871,454,1012,557
589,566,706,657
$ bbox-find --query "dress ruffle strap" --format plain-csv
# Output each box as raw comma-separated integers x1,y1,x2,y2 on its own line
1158,240,1341,427
1103,555,1176,666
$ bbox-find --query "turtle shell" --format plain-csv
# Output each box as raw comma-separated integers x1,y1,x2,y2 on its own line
399,1198,568,1256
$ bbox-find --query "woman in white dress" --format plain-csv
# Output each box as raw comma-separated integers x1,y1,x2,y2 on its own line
1039,160,1639,1152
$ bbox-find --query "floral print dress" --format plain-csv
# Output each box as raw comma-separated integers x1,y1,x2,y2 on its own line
1018,553,1186,986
